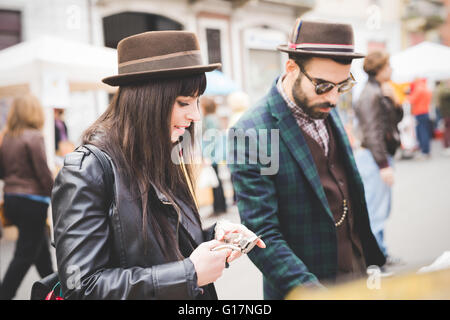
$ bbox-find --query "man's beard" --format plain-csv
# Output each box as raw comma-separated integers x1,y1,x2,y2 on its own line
292,77,335,120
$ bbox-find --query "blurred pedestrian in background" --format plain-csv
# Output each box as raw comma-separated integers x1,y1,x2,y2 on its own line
0,94,54,300
53,108,68,153
200,96,227,214
435,81,450,156
354,50,403,265
409,78,432,158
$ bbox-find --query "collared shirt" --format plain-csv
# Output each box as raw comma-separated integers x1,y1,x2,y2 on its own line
276,76,329,156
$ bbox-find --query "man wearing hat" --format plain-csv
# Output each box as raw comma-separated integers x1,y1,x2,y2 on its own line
228,19,386,299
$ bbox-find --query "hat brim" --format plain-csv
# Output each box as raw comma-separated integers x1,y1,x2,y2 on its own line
277,45,365,59
102,63,222,86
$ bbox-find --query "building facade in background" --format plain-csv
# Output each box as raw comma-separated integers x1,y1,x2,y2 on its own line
0,0,315,148
0,0,447,153
95,0,315,103
402,0,448,46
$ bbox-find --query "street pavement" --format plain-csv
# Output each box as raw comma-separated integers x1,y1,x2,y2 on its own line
1,140,449,300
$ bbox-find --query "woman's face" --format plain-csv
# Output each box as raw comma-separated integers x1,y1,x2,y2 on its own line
170,95,201,143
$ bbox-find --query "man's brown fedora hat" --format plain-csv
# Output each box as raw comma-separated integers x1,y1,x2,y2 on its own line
102,31,221,86
277,19,365,59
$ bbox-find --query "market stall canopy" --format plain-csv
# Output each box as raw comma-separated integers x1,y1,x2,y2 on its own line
391,41,450,83
0,35,117,99
204,70,240,96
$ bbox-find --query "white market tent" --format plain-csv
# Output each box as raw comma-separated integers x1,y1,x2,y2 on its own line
0,35,117,98
0,35,118,168
391,41,450,83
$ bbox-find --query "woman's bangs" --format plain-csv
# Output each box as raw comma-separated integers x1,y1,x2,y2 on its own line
179,73,207,97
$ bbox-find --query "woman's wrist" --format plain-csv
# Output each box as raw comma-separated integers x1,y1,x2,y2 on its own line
184,258,204,297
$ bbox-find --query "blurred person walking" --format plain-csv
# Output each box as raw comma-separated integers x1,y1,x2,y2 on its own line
228,19,385,299
409,78,432,158
54,108,68,153
50,31,264,300
435,81,450,155
354,50,404,264
201,96,227,214
0,94,54,300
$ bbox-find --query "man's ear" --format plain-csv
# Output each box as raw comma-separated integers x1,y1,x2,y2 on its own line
285,59,300,77
285,59,300,82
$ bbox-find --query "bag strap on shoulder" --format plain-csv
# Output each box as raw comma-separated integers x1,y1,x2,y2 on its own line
82,144,115,205
82,144,127,267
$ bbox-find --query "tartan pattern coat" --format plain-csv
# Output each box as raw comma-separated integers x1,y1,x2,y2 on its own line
227,80,386,300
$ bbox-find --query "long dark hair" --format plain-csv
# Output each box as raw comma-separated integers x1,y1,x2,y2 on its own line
82,73,206,261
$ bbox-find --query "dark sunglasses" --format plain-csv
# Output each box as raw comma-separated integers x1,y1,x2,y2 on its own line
299,65,356,95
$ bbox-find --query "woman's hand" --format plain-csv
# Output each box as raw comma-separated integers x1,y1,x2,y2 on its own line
189,240,232,287
380,166,394,186
214,220,266,264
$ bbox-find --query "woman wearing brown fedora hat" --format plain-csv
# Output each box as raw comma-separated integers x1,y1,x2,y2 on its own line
50,31,264,300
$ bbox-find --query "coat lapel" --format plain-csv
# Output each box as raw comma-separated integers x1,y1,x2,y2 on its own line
151,182,204,246
267,82,334,222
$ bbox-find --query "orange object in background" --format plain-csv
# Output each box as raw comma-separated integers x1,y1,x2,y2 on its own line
389,80,410,105
0,201,12,227
55,140,75,157
409,78,432,116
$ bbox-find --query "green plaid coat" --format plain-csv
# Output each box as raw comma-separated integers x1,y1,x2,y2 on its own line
228,80,386,299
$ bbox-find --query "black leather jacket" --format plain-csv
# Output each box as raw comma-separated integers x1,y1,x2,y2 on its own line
52,146,217,300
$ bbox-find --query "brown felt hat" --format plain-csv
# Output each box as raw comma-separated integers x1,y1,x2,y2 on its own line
102,31,221,86
277,19,365,59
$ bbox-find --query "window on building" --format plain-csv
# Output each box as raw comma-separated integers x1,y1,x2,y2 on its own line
103,12,183,49
206,28,222,70
0,10,21,51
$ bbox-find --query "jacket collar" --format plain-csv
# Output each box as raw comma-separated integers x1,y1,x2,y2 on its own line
368,75,381,86
150,182,204,246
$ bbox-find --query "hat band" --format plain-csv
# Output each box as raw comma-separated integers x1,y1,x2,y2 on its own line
288,42,354,53
118,50,203,74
